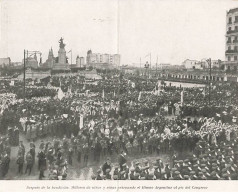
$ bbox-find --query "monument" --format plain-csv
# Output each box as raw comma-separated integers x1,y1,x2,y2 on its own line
52,37,70,70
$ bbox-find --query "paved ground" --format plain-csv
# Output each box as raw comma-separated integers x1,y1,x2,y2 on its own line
4,114,193,180
4,132,170,180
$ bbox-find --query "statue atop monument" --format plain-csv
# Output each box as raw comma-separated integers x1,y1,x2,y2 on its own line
59,37,66,49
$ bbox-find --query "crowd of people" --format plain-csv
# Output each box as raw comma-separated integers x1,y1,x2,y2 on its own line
94,134,238,180
0,70,238,180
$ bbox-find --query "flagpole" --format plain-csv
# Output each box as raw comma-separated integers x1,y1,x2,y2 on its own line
150,53,151,79
71,49,72,66
140,57,141,69
150,53,151,69
156,55,158,76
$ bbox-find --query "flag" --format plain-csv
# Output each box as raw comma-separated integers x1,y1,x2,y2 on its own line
79,114,84,129
57,88,65,100
181,88,184,106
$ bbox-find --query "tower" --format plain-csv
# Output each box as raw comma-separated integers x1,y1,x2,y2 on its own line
46,47,54,68
87,49,92,65
76,55,80,67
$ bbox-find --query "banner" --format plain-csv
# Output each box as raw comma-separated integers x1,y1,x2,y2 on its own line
79,114,84,129
57,88,65,100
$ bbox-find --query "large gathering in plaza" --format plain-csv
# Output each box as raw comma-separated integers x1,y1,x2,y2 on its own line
1,4,238,181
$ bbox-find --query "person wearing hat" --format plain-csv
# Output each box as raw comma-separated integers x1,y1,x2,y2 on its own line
25,151,33,175
184,175,190,180
105,169,112,180
113,175,118,180
102,157,111,175
147,172,155,180
113,165,119,176
91,173,96,180
37,146,46,180
182,164,191,176
83,143,89,166
155,158,164,174
16,151,24,175
197,172,205,180
19,141,26,158
140,167,147,179
189,171,197,180
154,165,161,179
129,168,135,180
174,171,183,180
120,170,127,180
164,163,171,179
135,161,141,174
96,169,102,180
118,150,127,171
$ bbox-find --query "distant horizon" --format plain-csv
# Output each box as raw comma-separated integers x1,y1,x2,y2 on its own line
1,0,238,66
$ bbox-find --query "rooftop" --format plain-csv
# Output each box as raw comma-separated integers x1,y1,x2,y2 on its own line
227,7,238,14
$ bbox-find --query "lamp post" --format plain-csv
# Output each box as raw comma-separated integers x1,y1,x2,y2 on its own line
206,58,212,106
145,61,149,84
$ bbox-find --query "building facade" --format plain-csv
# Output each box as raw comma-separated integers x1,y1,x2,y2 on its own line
86,50,120,67
224,7,238,71
226,8,238,62
0,57,11,67
182,59,203,70
76,56,85,67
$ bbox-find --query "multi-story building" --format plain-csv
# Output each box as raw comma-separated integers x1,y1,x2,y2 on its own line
76,56,85,67
0,57,11,68
182,59,203,70
86,50,120,68
224,7,238,71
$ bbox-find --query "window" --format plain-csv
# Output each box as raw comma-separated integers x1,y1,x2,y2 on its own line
235,56,238,61
236,16,238,22
236,26,238,31
228,46,231,50
229,17,232,23
228,56,231,61
229,27,232,31
235,46,238,51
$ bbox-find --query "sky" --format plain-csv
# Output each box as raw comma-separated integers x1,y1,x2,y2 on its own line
0,0,238,66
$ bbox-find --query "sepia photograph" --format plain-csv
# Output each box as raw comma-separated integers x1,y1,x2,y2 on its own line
0,0,238,191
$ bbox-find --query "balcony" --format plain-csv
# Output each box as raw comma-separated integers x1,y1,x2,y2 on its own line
227,30,238,34
225,49,238,54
